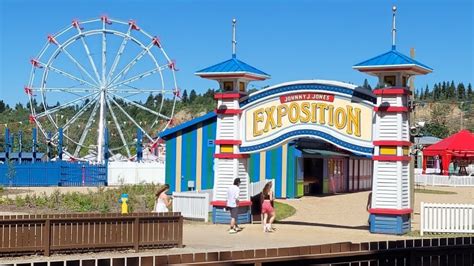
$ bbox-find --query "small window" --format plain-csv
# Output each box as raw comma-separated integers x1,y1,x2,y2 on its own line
239,82,246,92
383,76,396,87
223,82,233,91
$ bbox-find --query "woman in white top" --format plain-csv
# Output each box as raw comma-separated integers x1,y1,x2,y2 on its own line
154,184,171,212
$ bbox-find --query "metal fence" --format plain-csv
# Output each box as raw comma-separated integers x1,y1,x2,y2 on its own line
421,202,474,236
0,161,107,186
0,212,183,256
172,192,210,222
415,174,474,187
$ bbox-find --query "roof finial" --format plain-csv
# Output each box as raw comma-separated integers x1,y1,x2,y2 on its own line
392,5,397,50
232,18,237,58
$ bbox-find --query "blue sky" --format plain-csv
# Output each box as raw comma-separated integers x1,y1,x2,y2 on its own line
0,0,472,105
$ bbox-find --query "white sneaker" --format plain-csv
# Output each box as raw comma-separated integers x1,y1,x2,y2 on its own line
228,228,238,234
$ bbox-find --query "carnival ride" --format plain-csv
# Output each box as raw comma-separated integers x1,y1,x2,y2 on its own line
25,16,178,163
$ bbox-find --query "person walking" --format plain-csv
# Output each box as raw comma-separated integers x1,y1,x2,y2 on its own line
261,181,276,233
226,178,242,234
154,184,171,213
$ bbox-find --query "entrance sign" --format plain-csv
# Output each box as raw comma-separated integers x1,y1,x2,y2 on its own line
239,80,376,156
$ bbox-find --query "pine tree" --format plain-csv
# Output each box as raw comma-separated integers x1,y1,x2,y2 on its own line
362,79,372,90
433,84,440,100
181,89,188,103
424,85,430,100
0,100,6,113
441,81,447,99
189,89,197,103
457,83,466,100
467,83,473,100
419,88,424,100
447,81,455,100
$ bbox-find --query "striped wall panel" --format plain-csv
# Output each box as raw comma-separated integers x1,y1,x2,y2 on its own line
165,136,176,192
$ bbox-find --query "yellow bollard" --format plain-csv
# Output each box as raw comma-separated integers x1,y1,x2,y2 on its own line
119,193,129,214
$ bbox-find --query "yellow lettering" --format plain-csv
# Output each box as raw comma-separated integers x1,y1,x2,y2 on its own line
335,107,347,129
300,102,311,123
263,106,277,132
311,103,318,122
346,106,361,136
327,105,334,126
317,103,328,124
277,104,288,127
288,102,300,123
253,108,264,137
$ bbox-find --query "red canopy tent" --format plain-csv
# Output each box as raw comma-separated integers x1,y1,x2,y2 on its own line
422,130,474,175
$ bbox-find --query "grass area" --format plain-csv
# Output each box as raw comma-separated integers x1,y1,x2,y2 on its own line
0,184,159,213
415,188,457,195
274,201,296,221
407,230,474,238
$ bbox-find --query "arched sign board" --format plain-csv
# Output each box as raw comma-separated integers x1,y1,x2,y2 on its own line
239,80,377,156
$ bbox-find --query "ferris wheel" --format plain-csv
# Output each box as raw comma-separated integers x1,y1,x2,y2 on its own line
26,16,178,162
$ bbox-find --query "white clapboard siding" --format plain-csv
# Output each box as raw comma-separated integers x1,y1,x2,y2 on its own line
401,162,410,209
237,160,250,200
218,99,239,109
213,159,236,201
401,114,409,141
172,192,209,222
415,174,474,187
421,202,474,236
377,114,399,140
380,96,398,106
216,115,237,139
373,161,399,209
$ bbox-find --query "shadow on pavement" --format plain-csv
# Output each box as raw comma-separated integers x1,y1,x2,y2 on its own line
277,220,369,231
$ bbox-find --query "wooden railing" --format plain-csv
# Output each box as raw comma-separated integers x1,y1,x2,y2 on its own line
0,212,183,256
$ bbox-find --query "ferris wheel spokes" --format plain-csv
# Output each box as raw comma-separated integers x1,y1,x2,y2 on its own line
73,22,102,83
108,97,154,141
54,44,100,87
107,25,133,83
74,100,100,157
108,41,154,86
106,98,132,158
109,93,171,120
34,92,99,118
108,65,168,90
37,60,100,89
51,93,100,137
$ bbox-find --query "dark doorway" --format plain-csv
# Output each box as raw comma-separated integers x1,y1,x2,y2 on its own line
303,158,324,195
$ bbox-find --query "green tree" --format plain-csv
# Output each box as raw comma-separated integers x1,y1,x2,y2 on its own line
457,83,466,100
0,100,6,113
446,81,455,100
189,89,197,103
467,83,473,100
181,89,188,103
423,85,430,100
433,84,440,100
362,79,372,90
423,122,450,139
